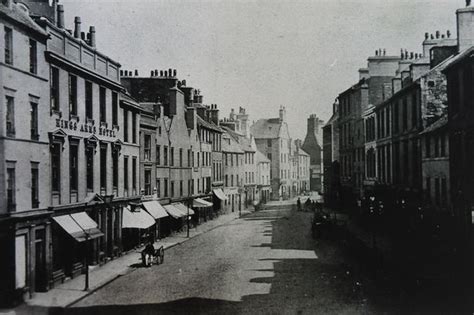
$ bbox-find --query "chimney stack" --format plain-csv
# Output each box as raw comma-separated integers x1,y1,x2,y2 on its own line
456,5,474,52
74,16,81,38
89,26,96,47
57,4,65,28
436,30,440,39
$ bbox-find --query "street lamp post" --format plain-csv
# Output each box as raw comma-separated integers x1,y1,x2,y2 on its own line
187,196,190,238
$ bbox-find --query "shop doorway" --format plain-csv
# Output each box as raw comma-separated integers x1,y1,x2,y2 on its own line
34,229,47,292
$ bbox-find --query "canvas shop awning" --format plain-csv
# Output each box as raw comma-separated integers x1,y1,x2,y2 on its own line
122,206,156,229
213,189,228,201
163,204,187,219
53,212,103,242
193,198,213,208
173,203,195,216
142,200,169,219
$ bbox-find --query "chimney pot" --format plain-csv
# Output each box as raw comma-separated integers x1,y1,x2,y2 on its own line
57,4,65,28
182,79,186,86
430,34,434,39
150,70,154,77
164,70,168,77
74,16,81,38
410,52,414,59
134,69,138,76
89,26,96,47
383,48,386,56
441,34,445,39
129,71,132,76
425,32,429,40
154,69,158,76
81,32,86,40
120,70,124,76
447,30,451,38
436,30,440,39
168,68,172,77
375,50,378,56
160,70,164,76
405,50,408,59
173,69,177,77
400,48,404,59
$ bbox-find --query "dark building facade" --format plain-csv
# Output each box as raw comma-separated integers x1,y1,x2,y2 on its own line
302,114,324,192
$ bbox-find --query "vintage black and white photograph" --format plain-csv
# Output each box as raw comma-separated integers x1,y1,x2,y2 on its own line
0,0,473,314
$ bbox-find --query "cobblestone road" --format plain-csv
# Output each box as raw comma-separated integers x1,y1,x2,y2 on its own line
67,208,370,314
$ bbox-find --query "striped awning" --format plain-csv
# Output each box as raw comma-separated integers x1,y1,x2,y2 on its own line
173,203,195,216
213,189,228,201
122,206,156,229
142,201,169,219
193,198,213,208
53,212,103,242
164,204,187,219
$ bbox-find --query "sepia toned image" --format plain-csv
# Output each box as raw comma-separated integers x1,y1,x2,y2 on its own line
0,0,472,314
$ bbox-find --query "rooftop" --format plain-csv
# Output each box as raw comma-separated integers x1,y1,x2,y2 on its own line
0,2,48,37
250,118,282,139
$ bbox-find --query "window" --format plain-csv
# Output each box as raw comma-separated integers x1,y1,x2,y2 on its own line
144,135,151,161
49,67,60,112
132,112,137,143
179,148,183,167
123,110,129,142
434,136,439,157
164,178,168,197
4,27,12,65
440,134,446,157
171,181,175,197
51,143,61,193
68,74,77,115
144,170,151,195
156,179,160,197
267,139,272,147
31,164,39,208
402,98,408,131
170,147,174,166
425,136,431,158
188,149,191,167
86,146,94,191
7,166,15,211
435,178,440,205
70,144,78,192
441,178,447,207
112,92,118,125
132,157,137,190
6,96,14,137
158,126,162,136
267,153,272,160
124,156,129,191
100,145,107,190
179,180,183,196
29,102,38,140
225,175,228,186
411,94,417,129
156,145,161,165
231,175,234,186
164,146,168,166
29,39,37,74
85,81,93,120
113,150,118,189
100,87,106,123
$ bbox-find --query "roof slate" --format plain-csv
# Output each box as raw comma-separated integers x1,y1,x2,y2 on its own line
250,118,282,139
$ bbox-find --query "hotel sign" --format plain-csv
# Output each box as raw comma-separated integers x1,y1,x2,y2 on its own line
56,118,116,137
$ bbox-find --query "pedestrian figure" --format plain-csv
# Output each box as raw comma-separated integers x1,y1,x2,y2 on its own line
305,198,311,211
297,197,301,211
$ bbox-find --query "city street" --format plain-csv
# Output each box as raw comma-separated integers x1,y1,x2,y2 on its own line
65,208,369,314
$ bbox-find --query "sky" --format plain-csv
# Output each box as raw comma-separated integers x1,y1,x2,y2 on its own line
62,0,461,140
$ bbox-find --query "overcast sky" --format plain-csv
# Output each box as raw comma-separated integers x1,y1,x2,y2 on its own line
62,0,461,140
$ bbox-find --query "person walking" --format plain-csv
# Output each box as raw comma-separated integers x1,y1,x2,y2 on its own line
297,197,302,211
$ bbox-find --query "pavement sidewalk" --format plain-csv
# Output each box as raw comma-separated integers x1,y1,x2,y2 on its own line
16,209,252,310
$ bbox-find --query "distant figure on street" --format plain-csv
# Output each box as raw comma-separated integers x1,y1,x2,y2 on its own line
297,198,301,211
142,240,155,267
305,198,311,211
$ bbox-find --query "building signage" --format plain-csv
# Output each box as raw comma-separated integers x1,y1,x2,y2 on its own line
56,118,116,137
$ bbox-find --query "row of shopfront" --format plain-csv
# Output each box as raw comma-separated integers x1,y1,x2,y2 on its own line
1,189,227,305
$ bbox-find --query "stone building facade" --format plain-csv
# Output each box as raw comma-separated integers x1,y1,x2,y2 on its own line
302,114,324,192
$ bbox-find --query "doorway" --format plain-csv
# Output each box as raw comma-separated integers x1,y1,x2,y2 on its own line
34,229,47,292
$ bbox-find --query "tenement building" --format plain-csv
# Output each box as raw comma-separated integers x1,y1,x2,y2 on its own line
251,106,292,200
322,101,340,208
1,0,142,303
302,114,324,192
0,0,50,302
